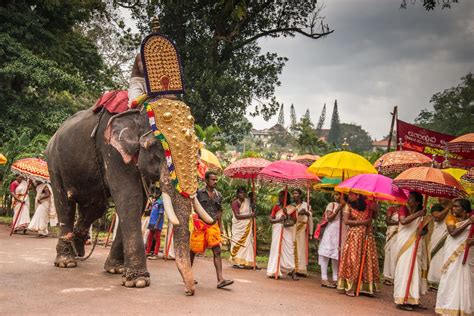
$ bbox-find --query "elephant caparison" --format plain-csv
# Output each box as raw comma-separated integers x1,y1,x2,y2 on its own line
46,100,212,295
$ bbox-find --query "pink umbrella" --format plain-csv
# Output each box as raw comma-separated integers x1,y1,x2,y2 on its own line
258,160,320,187
335,173,408,204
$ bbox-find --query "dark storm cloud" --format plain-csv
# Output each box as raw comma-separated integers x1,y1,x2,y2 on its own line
251,0,474,140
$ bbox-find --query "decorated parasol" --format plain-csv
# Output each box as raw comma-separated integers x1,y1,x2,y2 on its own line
223,157,271,269
393,166,467,199
393,166,466,304
11,157,50,182
443,168,473,195
223,158,271,179
0,154,7,165
292,154,320,167
373,150,431,176
335,174,407,204
259,160,320,278
446,133,474,158
308,151,377,179
200,148,222,171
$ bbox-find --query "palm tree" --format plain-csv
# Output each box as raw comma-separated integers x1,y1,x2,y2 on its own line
194,124,224,152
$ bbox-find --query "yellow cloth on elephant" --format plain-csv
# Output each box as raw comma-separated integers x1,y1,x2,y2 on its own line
190,215,221,253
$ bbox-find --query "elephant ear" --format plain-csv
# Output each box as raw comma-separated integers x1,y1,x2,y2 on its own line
104,110,142,164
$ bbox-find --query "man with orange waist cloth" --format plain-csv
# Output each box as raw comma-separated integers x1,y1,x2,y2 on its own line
190,171,233,289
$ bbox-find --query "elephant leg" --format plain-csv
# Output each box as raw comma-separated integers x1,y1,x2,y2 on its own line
73,200,106,257
104,221,125,274
53,186,78,269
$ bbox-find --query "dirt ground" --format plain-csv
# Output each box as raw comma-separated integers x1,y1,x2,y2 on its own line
0,225,436,315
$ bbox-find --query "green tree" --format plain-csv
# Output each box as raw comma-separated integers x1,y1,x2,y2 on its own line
400,0,458,10
0,1,117,141
304,109,311,121
340,123,373,153
327,99,341,146
194,124,225,152
125,1,333,144
289,104,297,136
316,103,326,131
415,73,474,136
293,116,326,154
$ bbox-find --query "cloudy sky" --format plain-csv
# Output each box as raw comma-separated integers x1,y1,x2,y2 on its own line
249,0,474,140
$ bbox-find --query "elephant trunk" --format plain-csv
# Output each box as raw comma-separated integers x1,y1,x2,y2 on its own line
171,193,195,295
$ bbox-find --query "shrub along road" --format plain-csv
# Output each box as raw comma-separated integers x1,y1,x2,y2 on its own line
0,225,435,315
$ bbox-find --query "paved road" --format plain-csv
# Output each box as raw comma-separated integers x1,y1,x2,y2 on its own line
0,225,435,315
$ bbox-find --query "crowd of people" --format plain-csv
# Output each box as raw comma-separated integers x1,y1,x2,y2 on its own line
7,171,473,314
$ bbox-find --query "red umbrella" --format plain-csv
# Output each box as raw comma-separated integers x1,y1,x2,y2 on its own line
223,157,271,269
374,150,431,176
11,157,50,182
258,160,320,278
224,158,271,179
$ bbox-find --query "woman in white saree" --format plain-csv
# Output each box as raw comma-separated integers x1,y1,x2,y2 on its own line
394,191,430,311
292,188,312,277
435,198,473,316
383,205,400,285
230,187,255,269
28,182,56,237
11,177,31,233
266,190,298,280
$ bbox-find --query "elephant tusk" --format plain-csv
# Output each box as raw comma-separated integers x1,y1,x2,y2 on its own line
162,193,180,225
192,197,215,224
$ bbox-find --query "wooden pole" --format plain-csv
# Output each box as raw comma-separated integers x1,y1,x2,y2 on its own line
403,195,428,305
10,181,31,236
104,212,116,247
275,185,288,280
252,177,257,270
337,170,346,266
462,224,474,265
306,185,310,266
387,106,398,152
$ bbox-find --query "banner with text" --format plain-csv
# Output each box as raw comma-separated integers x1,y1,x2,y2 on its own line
396,119,473,169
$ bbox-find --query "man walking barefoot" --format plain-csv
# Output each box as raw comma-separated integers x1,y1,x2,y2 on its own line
190,171,233,289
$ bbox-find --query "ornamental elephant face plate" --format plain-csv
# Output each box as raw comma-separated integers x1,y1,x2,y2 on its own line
146,99,199,197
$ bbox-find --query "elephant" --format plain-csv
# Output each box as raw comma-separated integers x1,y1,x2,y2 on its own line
45,98,213,295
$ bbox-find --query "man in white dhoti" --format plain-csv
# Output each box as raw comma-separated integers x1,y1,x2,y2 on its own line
28,182,56,237
435,198,473,316
383,205,400,285
427,199,451,289
266,191,298,280
10,176,30,233
394,192,430,311
292,188,312,277
230,187,255,269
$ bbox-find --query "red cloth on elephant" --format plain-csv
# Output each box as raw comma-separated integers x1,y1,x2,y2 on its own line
93,90,135,114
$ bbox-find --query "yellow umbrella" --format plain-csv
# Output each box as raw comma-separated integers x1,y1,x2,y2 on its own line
442,168,473,195
308,151,377,179
200,148,222,171
0,154,6,165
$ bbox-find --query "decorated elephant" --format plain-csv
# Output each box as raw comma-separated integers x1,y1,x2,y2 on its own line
45,98,214,295
46,21,216,295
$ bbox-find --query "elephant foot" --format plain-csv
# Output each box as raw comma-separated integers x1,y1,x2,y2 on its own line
54,237,77,268
73,227,89,257
121,269,151,288
184,286,195,296
104,260,125,274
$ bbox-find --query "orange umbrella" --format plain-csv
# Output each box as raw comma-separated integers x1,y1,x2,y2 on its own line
446,133,474,156
11,157,50,182
374,150,431,176
393,166,466,199
292,154,320,167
